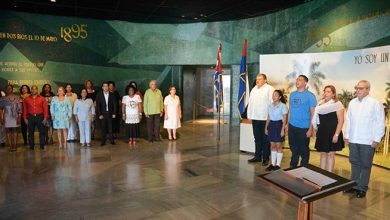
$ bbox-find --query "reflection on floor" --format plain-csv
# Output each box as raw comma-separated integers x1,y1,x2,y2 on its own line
0,122,389,220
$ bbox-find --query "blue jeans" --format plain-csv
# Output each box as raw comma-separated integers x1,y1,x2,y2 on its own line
252,120,270,161
288,124,310,168
349,143,375,192
78,120,91,144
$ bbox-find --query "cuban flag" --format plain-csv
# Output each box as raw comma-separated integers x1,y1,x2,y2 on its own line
214,42,223,112
238,39,250,118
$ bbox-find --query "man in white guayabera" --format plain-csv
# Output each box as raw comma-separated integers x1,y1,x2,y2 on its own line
343,80,385,198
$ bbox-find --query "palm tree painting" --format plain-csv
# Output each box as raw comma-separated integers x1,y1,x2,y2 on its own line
386,82,390,98
285,61,326,95
337,89,355,108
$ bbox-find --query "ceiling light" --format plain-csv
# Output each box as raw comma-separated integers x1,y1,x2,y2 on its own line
50,0,56,2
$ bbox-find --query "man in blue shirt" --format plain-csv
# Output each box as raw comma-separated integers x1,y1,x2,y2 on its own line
286,75,317,168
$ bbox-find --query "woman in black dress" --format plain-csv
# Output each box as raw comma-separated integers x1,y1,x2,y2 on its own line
312,85,345,172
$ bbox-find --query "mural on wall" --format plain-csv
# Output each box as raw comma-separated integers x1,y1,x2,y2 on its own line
1,0,390,96
260,45,390,167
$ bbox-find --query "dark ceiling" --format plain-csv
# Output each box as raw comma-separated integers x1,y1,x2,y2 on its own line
1,0,311,23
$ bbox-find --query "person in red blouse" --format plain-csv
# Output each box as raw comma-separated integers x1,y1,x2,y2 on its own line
23,85,49,150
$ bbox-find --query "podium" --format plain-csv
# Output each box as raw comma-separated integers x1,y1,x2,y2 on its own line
258,164,356,220
239,119,255,153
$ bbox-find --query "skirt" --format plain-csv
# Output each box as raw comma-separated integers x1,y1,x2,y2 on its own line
268,120,284,142
126,123,140,139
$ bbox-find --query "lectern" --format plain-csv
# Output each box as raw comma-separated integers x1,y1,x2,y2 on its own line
258,164,356,220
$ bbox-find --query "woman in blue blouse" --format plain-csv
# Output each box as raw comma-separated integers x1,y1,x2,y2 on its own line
50,86,72,149
74,89,95,147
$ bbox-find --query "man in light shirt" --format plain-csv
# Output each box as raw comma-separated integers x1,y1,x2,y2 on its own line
247,73,274,165
343,80,385,198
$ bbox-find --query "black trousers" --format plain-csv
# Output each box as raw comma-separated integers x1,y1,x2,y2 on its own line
146,114,161,141
252,120,270,161
27,114,45,148
21,117,28,144
288,124,310,168
100,111,114,144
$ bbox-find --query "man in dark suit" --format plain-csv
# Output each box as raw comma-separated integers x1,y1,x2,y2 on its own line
96,82,117,146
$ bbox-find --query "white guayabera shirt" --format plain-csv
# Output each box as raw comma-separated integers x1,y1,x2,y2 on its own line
345,95,385,145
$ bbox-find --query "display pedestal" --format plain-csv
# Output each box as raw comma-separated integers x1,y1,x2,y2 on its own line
239,119,255,153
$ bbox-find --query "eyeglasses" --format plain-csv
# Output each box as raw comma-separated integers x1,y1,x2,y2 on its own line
354,86,367,90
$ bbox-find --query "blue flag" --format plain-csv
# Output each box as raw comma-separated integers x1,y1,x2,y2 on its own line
238,39,249,117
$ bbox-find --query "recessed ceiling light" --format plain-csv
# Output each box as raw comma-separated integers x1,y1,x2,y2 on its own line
50,0,56,2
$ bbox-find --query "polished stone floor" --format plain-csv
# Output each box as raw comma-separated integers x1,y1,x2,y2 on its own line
0,122,389,220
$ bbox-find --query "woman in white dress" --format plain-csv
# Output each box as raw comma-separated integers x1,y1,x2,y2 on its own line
164,86,181,140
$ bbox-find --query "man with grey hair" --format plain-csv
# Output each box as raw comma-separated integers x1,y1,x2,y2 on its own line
144,80,164,142
344,80,385,198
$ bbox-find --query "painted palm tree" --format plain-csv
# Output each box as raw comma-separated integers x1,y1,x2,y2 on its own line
337,89,355,108
278,88,288,102
383,99,390,114
285,61,325,95
308,62,326,95
386,82,390,99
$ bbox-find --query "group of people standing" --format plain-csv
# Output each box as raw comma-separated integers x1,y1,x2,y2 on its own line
0,79,182,151
247,73,385,198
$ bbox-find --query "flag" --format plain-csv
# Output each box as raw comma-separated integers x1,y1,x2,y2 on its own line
238,39,250,118
214,42,223,112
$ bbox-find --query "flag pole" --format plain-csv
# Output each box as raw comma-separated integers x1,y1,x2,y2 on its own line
217,73,222,142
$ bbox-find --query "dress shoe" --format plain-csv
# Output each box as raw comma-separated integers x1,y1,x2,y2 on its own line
356,190,366,198
265,165,275,171
343,188,357,194
273,165,281,170
100,142,106,146
29,147,34,150
262,160,269,166
111,141,116,145
248,158,261,163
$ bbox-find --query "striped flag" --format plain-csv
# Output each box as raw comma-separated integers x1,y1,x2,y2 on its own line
214,42,223,112
238,39,250,118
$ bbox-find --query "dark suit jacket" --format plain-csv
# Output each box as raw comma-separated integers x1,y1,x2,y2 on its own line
96,91,117,116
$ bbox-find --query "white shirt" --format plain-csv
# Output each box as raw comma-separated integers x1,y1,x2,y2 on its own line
122,95,142,124
247,83,274,120
103,92,109,111
345,95,385,145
